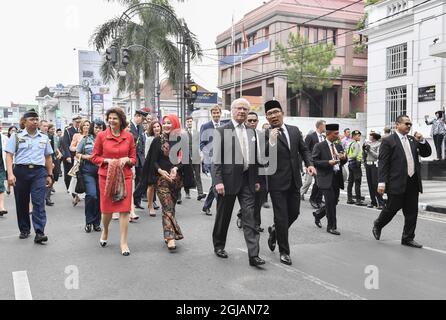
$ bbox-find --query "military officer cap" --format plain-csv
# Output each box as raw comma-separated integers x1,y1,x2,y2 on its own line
72,115,82,121
135,109,149,117
23,109,39,119
264,100,282,113
325,124,339,131
351,130,362,136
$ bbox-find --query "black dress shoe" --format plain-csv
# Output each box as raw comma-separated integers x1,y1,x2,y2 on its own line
197,194,206,201
262,202,271,209
367,204,376,208
0,210,7,216
93,225,102,232
401,240,423,248
355,201,367,206
347,199,355,205
256,226,264,233
280,253,292,265
203,208,212,216
177,200,182,205
19,232,30,239
215,249,228,259
310,200,321,209
236,217,242,229
84,224,92,233
312,212,322,228
372,225,381,240
46,200,54,206
376,206,383,210
327,229,341,235
153,202,160,210
249,256,266,267
185,193,191,199
267,226,276,252
135,203,144,210
34,233,48,244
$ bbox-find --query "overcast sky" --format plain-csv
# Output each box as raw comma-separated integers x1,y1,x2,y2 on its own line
0,0,265,106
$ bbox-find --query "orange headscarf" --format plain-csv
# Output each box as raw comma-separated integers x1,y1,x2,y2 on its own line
162,114,181,132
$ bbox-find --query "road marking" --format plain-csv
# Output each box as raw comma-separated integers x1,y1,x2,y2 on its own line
12,271,33,300
423,246,446,255
236,248,366,300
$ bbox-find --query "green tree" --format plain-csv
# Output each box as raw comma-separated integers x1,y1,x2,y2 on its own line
90,0,201,109
276,33,341,114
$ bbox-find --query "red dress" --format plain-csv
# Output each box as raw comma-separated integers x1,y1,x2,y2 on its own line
90,128,136,213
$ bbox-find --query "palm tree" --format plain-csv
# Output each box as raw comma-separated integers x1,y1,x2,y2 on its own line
90,0,201,110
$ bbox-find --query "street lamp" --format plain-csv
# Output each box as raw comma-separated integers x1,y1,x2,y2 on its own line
81,80,94,123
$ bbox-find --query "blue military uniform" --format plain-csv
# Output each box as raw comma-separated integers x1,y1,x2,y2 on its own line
5,126,53,239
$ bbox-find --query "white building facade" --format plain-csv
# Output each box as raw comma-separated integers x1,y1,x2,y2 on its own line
362,0,446,155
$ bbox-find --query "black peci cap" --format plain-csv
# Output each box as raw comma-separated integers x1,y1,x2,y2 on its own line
264,100,282,113
326,123,339,131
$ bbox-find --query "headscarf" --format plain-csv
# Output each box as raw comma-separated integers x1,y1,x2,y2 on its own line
161,114,182,162
162,114,181,133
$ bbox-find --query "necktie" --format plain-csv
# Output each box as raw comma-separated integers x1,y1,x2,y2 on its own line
402,136,415,177
278,128,289,149
331,143,340,172
238,124,249,171
214,123,220,129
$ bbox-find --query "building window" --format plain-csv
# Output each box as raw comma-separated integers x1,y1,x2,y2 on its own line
248,32,257,47
264,26,269,40
314,28,319,43
386,86,407,127
322,29,328,44
304,27,309,42
72,104,80,114
386,43,407,78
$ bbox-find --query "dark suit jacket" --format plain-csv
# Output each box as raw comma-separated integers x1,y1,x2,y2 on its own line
305,131,323,153
312,141,347,190
61,126,78,159
378,133,432,194
199,120,230,161
130,122,146,167
212,121,259,195
266,125,313,192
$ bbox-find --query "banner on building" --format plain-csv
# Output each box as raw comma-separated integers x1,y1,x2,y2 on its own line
78,50,113,120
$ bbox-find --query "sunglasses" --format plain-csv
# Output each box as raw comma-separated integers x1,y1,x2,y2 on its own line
247,119,258,123
404,122,412,126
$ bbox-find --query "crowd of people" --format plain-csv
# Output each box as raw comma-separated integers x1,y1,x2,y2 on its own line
0,100,434,266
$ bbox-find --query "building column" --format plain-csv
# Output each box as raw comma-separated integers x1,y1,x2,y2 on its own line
273,76,288,116
340,80,351,116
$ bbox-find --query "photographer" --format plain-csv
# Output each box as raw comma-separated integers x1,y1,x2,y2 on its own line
363,131,385,209
425,110,445,160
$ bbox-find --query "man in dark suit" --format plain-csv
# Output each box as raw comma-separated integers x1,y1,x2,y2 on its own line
264,100,316,266
184,116,204,200
200,105,229,215
302,120,326,208
61,116,81,192
131,109,148,210
373,115,432,248
212,98,264,267
312,124,347,234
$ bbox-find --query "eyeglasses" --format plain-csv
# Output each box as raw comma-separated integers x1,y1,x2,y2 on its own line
266,110,281,118
247,119,258,123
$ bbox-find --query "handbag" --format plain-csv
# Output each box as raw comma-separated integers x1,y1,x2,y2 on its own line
74,137,88,194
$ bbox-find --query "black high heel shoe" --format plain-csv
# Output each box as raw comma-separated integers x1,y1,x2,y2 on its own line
121,248,130,256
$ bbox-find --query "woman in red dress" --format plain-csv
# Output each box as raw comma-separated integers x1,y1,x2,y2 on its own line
90,108,136,256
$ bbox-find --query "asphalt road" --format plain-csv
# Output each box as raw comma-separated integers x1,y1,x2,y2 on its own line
1,176,445,300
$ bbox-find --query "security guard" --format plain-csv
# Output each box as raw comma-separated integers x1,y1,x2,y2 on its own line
5,109,54,243
346,130,366,206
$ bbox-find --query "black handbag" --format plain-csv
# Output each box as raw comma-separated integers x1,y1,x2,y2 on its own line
75,137,87,194
75,170,86,194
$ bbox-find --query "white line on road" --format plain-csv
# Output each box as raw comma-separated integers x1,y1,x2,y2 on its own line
422,246,446,255
236,248,366,300
12,271,33,300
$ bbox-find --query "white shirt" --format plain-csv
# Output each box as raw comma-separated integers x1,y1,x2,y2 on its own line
232,119,249,169
326,140,340,172
212,121,221,129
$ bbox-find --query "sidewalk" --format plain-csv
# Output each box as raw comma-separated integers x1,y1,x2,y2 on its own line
337,170,446,214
